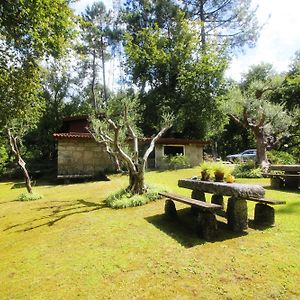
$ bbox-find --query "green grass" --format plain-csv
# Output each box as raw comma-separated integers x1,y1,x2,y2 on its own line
0,167,300,299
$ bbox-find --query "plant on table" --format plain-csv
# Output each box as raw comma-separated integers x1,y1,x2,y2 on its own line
199,161,212,181
212,162,232,182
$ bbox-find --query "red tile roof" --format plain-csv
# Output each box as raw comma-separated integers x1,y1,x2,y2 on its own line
53,132,92,139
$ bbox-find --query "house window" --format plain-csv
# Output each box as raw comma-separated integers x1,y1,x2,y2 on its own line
163,145,185,156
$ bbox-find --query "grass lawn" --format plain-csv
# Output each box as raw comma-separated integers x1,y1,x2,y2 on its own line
0,167,300,299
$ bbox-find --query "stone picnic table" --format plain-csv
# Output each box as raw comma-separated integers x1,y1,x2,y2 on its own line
267,164,300,190
178,179,280,232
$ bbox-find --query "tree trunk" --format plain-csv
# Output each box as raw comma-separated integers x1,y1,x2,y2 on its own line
8,130,33,194
254,130,269,171
128,167,146,195
91,48,97,111
101,35,107,104
199,0,206,50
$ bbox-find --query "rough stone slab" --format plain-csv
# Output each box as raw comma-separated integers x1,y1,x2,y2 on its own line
178,179,265,199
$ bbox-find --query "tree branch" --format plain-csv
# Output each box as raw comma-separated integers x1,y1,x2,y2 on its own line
142,124,171,170
124,103,138,164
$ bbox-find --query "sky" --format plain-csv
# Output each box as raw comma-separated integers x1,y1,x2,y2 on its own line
72,0,300,82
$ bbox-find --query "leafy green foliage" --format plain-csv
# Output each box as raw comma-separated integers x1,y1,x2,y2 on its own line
233,161,263,178
124,8,228,138
17,192,42,201
105,184,168,209
162,154,190,170
267,150,297,165
0,142,9,174
0,0,75,58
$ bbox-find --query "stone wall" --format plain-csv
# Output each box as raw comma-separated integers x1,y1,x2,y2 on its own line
57,139,113,175
155,144,203,169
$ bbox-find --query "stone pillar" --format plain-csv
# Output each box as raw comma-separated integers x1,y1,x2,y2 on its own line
211,194,224,209
270,177,284,189
227,197,248,232
191,190,206,201
285,177,299,190
254,203,275,226
196,211,218,241
165,200,177,219
191,190,206,215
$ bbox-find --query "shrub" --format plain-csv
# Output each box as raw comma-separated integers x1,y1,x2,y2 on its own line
106,184,169,209
267,150,296,165
163,154,190,170
17,192,43,201
232,160,263,178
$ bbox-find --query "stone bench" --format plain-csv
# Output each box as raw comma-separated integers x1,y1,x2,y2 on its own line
158,192,222,240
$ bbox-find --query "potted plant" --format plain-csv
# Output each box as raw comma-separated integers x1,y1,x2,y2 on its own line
200,161,212,181
213,162,228,182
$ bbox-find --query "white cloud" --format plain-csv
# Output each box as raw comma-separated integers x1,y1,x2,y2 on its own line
227,0,300,80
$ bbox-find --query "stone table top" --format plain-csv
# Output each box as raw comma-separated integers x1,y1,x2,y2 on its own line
269,164,300,173
178,179,265,199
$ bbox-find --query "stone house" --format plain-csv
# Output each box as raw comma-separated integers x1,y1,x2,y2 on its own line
53,116,208,177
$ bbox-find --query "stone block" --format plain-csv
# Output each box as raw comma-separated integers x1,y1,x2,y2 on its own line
254,203,275,226
165,200,177,219
211,194,224,209
196,211,218,241
191,190,206,201
227,197,248,232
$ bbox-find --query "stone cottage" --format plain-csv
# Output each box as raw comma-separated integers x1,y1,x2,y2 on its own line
53,116,209,177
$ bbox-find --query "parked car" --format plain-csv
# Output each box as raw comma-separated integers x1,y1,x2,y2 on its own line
226,149,256,162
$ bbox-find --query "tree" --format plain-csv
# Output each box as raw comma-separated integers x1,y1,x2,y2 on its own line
222,79,293,169
0,54,44,193
183,0,260,50
124,6,228,138
77,1,121,110
89,95,173,194
0,0,74,193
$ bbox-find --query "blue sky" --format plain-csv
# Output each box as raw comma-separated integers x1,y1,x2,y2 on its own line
72,0,300,81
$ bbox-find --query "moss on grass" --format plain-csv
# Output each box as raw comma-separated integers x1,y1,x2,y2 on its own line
0,168,299,299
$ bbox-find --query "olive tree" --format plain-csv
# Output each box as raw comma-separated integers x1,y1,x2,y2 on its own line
89,95,173,194
222,80,293,170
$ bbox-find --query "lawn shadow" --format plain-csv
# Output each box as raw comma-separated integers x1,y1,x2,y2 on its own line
4,199,106,232
145,208,248,248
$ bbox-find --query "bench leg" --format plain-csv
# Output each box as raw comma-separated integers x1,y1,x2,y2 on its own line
227,197,248,232
165,200,177,219
254,203,275,226
211,194,224,209
196,211,218,241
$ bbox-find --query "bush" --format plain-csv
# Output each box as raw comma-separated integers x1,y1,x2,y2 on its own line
267,150,296,165
0,144,9,175
106,184,169,209
17,192,43,201
163,154,190,170
232,160,263,178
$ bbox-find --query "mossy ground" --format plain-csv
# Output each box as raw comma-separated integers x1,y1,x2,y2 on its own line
0,167,299,299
